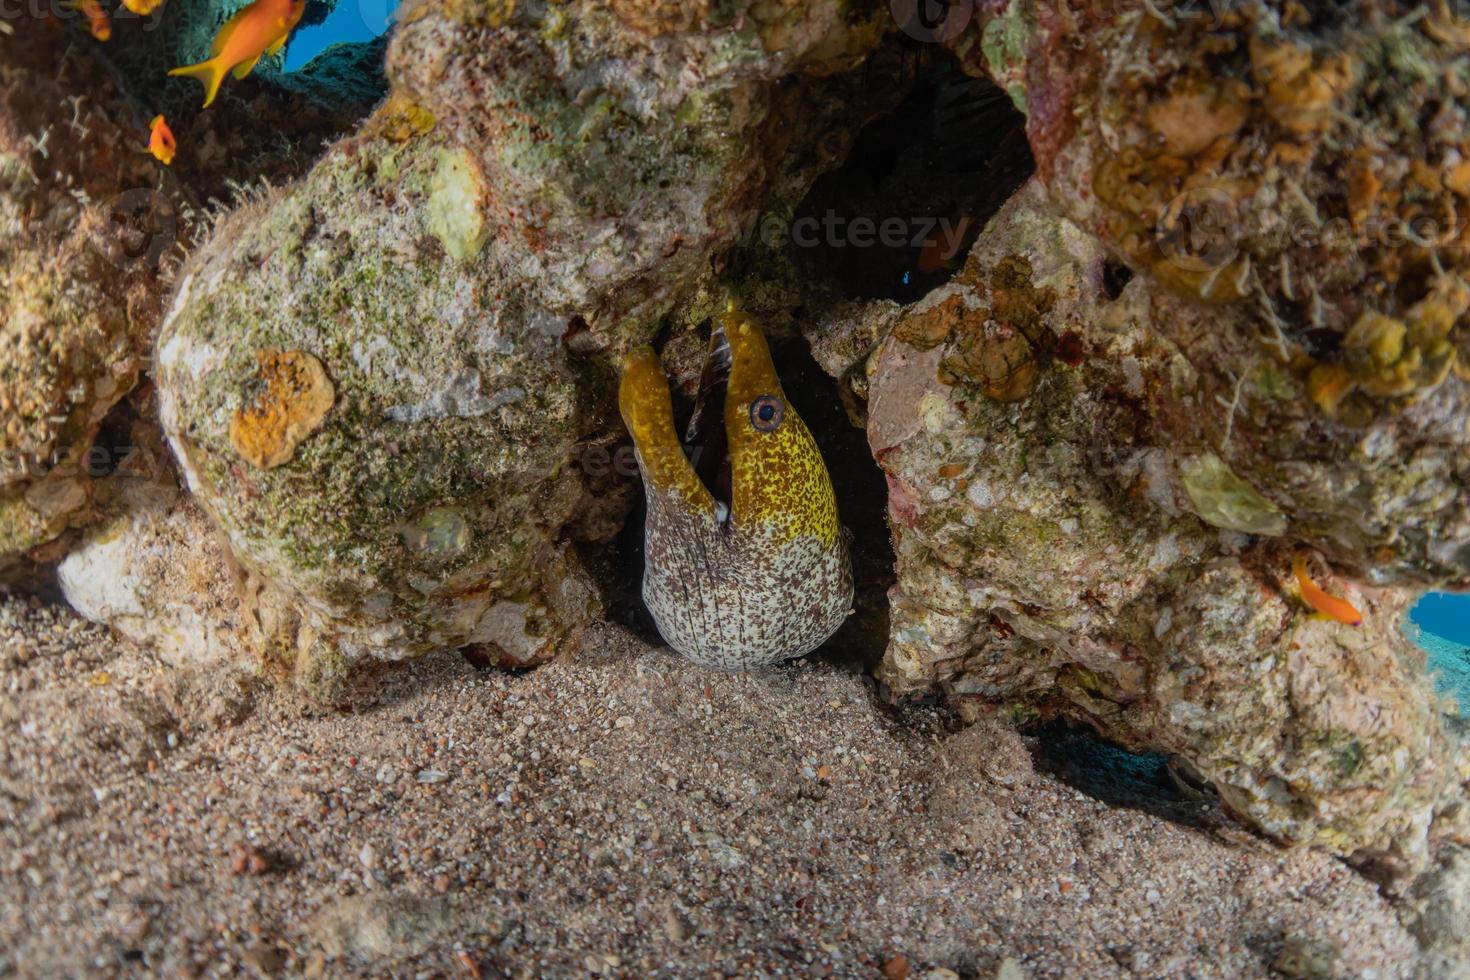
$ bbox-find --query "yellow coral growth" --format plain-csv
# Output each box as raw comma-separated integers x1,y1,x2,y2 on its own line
369,95,437,143
608,0,710,36
229,349,335,470
1249,36,1358,136
1309,277,1468,420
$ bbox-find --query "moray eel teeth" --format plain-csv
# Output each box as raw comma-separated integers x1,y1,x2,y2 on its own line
618,307,854,668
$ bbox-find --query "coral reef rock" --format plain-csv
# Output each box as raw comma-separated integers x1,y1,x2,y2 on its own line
864,0,1470,879
965,0,1470,585
153,0,881,696
869,180,1464,878
58,472,249,671
1403,845,1470,977
0,22,187,560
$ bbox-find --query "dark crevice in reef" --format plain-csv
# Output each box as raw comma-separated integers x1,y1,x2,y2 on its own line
606,490,662,649
1028,721,1222,830
0,563,62,605
1101,259,1134,301
1,387,162,602
789,45,1034,305
601,334,895,670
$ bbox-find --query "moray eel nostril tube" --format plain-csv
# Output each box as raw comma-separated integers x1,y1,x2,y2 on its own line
618,305,854,668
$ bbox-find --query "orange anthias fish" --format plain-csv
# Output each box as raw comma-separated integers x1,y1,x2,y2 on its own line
77,0,111,40
1293,554,1364,627
167,0,305,108
122,0,165,15
147,115,176,165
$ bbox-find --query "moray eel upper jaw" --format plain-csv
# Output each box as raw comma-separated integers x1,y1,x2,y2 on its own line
722,308,841,547
619,311,853,668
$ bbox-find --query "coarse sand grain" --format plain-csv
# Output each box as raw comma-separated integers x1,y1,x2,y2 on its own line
0,595,1437,977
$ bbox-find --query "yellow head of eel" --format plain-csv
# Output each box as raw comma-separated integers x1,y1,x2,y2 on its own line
618,307,852,668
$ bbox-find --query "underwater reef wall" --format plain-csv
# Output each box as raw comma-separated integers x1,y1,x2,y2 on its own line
0,20,187,565
871,181,1462,881
2,0,1467,880
139,0,884,694
870,0,1470,877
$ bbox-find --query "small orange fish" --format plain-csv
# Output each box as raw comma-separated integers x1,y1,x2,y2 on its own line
77,0,111,40
122,0,164,14
167,0,305,108
1293,554,1363,627
147,115,176,165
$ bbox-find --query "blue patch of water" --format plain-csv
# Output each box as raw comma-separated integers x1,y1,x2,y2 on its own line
283,0,396,73
1407,595,1470,717
1411,591,1470,645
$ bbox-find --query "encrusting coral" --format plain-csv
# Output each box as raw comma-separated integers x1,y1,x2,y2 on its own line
146,0,884,696
0,19,187,565
870,180,1461,881
993,0,1470,584
867,0,1470,878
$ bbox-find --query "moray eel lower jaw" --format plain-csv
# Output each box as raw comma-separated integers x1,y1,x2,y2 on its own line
619,310,853,669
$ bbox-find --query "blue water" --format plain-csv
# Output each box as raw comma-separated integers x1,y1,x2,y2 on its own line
1410,592,1470,716
283,0,396,72
1413,591,1470,644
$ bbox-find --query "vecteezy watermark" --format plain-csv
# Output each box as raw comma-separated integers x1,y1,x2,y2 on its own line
580,445,715,480
0,0,167,31
1156,186,1240,274
890,0,974,43
580,445,641,480
747,209,973,258
95,187,179,272
0,442,169,485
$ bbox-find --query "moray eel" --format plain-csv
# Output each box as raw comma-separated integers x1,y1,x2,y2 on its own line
619,307,853,668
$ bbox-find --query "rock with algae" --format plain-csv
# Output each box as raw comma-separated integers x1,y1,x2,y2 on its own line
860,0,1470,876
1402,845,1470,977
148,0,883,695
959,0,1470,585
0,21,189,564
869,180,1464,878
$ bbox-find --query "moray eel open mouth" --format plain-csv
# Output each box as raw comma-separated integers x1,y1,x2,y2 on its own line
618,306,854,668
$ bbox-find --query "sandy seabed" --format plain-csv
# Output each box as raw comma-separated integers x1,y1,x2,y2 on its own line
0,595,1426,977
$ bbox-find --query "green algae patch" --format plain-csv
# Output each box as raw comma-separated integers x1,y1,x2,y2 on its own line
426,147,488,261
1181,452,1287,537
980,3,1031,116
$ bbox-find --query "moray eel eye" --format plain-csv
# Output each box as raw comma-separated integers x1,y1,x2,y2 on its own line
749,395,784,433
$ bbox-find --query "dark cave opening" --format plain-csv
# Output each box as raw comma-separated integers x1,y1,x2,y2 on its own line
1028,721,1220,829
789,46,1034,305
602,335,894,672
598,48,1039,670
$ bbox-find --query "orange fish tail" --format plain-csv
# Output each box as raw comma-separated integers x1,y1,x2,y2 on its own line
168,57,228,108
